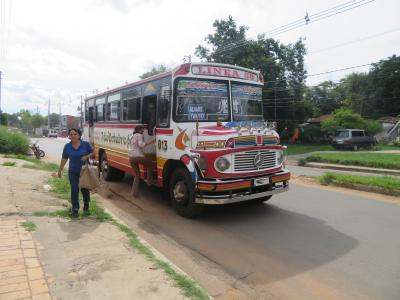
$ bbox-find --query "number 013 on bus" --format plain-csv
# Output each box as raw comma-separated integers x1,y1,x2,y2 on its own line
83,63,290,218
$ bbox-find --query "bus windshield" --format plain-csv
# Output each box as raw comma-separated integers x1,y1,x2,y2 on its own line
174,79,230,122
232,83,263,121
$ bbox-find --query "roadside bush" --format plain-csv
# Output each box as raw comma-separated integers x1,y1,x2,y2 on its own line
0,126,30,154
302,124,323,143
321,108,383,135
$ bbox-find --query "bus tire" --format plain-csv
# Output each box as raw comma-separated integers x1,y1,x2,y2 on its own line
100,152,125,181
169,168,204,218
251,195,272,204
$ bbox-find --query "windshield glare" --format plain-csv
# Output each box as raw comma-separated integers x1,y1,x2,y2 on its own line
232,83,263,121
174,79,229,122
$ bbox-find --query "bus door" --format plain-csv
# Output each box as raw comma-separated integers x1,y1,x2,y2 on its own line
155,84,172,185
142,94,157,160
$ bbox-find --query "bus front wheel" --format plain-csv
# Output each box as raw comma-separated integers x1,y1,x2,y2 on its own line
100,152,125,181
169,168,204,218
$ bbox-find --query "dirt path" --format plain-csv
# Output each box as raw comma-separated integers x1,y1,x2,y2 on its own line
0,156,191,300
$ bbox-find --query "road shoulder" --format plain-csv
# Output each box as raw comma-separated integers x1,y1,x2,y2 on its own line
0,155,203,300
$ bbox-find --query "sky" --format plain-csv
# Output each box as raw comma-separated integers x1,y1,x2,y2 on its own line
0,0,399,116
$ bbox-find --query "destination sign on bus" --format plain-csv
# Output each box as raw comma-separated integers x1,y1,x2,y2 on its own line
192,65,259,82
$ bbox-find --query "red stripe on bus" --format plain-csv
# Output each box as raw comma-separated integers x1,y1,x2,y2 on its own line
155,128,173,135
94,123,147,129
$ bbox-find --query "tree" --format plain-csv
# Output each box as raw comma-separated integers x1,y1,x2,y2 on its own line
0,113,9,126
195,16,309,129
368,55,400,117
321,108,382,135
336,55,400,118
45,113,61,128
31,114,45,128
305,81,343,116
19,110,33,133
139,65,167,79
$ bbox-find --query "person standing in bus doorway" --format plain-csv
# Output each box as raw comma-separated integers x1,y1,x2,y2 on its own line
129,125,156,197
52,128,95,218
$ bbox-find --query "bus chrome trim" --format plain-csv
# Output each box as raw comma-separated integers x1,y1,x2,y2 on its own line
195,185,289,205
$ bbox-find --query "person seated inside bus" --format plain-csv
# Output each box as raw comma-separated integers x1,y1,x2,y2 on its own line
128,125,156,197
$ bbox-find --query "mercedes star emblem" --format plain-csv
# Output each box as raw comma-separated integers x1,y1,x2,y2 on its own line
253,153,263,168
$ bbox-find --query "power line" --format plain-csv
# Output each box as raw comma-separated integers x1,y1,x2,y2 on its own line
213,0,375,55
309,28,400,55
307,63,373,77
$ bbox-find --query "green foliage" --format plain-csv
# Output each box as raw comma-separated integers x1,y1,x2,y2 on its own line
305,153,400,170
31,113,45,128
0,127,30,154
21,221,36,232
286,144,335,155
298,158,307,166
0,113,9,126
4,154,58,172
139,65,167,79
305,81,343,115
318,172,400,191
302,124,323,143
2,161,16,166
321,108,382,135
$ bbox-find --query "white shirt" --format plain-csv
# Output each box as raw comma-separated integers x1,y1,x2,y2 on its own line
128,133,146,158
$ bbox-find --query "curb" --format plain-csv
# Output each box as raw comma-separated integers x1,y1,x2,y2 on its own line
303,162,400,176
323,181,400,197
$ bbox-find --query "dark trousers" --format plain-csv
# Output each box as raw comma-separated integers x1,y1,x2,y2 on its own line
68,171,90,212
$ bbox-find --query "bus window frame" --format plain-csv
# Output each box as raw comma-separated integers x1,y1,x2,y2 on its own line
172,77,231,123
157,84,172,128
106,92,122,122
95,97,106,122
230,81,264,122
121,86,142,123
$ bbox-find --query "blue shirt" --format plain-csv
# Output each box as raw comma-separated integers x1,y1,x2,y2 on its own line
62,140,94,173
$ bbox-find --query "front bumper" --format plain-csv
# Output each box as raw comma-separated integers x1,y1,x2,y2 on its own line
195,170,290,205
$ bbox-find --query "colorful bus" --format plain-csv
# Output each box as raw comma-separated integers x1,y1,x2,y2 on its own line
84,63,290,217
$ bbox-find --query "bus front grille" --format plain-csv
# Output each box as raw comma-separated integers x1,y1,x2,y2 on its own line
233,150,277,172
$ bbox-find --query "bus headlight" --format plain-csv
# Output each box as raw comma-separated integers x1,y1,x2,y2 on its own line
215,157,230,172
277,150,285,165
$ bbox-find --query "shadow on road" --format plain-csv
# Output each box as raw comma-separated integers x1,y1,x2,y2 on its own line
97,177,359,287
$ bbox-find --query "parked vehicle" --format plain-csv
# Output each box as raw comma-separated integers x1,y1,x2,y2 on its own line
31,141,45,159
83,62,291,218
48,129,58,138
332,129,377,150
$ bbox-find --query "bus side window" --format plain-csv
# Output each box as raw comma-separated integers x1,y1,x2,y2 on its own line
143,95,157,136
123,97,141,121
157,85,171,128
88,107,94,125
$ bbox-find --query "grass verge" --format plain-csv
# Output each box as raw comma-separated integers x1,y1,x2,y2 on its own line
2,161,16,166
21,221,36,232
4,154,59,172
33,173,209,299
305,152,400,170
286,144,335,155
376,144,400,151
318,172,400,194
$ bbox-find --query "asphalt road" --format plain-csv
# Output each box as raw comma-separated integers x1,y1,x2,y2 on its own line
38,138,400,300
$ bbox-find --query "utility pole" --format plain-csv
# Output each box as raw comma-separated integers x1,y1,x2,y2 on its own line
80,96,83,129
47,99,50,129
59,102,62,129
